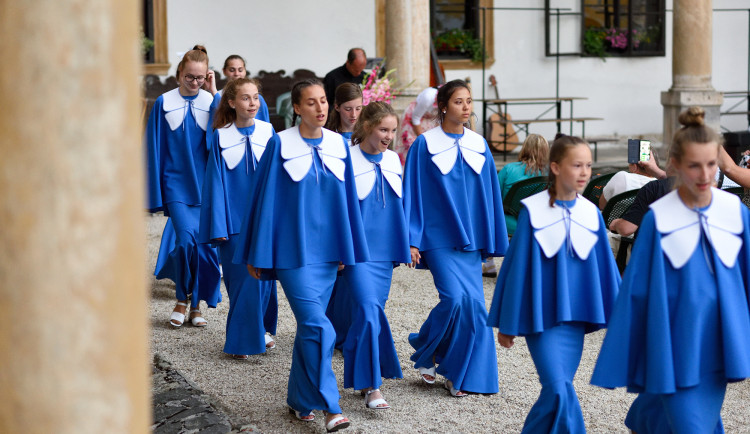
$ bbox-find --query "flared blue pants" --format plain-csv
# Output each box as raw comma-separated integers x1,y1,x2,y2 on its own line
277,263,342,414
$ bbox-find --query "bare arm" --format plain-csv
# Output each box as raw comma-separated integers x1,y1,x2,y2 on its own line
719,146,750,188
609,218,638,237
637,150,667,179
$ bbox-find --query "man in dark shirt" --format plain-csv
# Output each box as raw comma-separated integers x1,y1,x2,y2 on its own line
609,177,676,236
323,48,367,103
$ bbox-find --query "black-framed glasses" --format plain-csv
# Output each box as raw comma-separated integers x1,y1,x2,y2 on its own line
184,74,206,83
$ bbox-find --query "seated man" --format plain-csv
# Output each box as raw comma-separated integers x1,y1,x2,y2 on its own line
599,152,661,210
609,176,676,237
323,48,367,103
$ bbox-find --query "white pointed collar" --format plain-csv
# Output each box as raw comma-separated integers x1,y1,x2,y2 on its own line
350,145,403,200
278,126,347,182
651,188,743,269
422,127,487,175
217,121,274,170
162,88,212,131
522,190,600,260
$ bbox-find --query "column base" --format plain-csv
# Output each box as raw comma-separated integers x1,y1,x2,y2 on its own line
661,89,724,147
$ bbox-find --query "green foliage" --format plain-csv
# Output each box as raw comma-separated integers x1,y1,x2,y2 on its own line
433,29,485,63
582,27,608,61
140,26,154,56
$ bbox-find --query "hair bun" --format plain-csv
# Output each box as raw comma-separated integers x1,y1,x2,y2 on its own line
678,106,705,127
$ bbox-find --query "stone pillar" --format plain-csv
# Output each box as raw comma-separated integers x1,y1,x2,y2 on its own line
385,0,430,113
661,0,723,146
0,1,149,433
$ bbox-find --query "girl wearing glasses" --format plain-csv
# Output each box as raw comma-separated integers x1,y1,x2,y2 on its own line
145,48,221,329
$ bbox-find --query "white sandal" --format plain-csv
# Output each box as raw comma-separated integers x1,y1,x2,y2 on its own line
189,308,207,327
418,366,436,384
169,302,188,328
444,380,467,397
265,334,276,350
324,413,350,432
364,389,390,410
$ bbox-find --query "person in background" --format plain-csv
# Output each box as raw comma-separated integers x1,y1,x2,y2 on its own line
323,48,367,104
403,79,508,398
598,153,659,210
199,77,277,360
394,87,439,165
325,83,363,143
592,106,750,433
145,48,221,328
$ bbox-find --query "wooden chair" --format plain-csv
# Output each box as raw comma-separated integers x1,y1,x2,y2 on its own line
583,172,616,205
601,189,640,273
503,176,549,219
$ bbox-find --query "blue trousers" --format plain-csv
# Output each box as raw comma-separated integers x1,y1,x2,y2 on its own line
409,248,499,394
341,261,403,390
159,202,221,307
523,323,586,434
277,263,342,414
219,235,277,356
625,371,726,434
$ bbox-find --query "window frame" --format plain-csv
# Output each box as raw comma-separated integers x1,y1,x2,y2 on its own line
142,0,169,75
579,0,666,58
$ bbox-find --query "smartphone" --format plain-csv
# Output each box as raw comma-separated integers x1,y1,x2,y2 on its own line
627,139,651,164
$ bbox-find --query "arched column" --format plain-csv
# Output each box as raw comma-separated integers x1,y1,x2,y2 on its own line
661,0,723,145
0,1,149,432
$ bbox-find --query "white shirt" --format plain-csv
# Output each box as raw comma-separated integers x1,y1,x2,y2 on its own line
602,171,654,201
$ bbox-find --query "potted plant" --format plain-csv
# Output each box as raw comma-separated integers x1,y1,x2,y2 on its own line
433,29,485,62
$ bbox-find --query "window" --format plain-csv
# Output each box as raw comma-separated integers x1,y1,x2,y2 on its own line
430,0,495,69
581,0,665,58
142,0,169,75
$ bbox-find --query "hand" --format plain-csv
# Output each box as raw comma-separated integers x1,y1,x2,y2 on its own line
408,247,421,268
211,237,227,242
637,151,666,179
246,264,261,279
497,332,515,348
205,70,218,95
337,262,345,271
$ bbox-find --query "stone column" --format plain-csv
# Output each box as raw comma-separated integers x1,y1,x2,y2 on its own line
385,0,430,113
0,1,149,433
661,0,723,145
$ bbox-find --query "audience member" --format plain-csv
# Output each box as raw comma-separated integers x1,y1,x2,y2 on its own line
394,87,439,165
599,153,660,210
323,48,367,103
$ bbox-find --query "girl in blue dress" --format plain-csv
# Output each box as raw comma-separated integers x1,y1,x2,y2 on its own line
199,78,277,359
325,83,364,347
338,102,410,410
403,79,509,397
145,48,221,328
591,107,750,433
487,134,621,432
233,78,368,432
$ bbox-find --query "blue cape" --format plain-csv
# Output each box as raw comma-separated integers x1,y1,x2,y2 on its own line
487,204,621,335
232,129,369,271
592,209,750,394
402,130,508,259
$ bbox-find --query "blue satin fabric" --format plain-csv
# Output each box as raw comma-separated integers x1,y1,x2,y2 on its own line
276,263,342,414
340,261,403,390
408,248,499,394
158,202,221,307
219,236,277,356
522,323,586,433
592,208,750,432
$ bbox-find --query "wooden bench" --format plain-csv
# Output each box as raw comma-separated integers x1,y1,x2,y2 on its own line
488,117,604,161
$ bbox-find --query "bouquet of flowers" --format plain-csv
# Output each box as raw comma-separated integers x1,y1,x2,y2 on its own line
361,60,402,105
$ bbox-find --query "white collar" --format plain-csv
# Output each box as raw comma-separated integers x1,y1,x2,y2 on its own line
522,190,600,259
217,121,274,170
162,88,212,131
278,126,347,182
350,145,402,200
651,188,743,269
422,127,486,175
